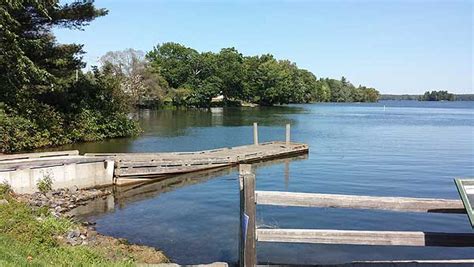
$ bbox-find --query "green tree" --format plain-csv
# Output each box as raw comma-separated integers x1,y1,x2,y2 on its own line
0,1,139,152
419,90,455,101
216,48,244,101
146,42,200,89
0,0,107,108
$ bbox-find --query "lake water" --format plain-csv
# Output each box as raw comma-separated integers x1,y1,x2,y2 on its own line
69,101,474,265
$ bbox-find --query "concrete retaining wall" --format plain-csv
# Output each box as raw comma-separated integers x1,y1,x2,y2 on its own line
0,159,114,194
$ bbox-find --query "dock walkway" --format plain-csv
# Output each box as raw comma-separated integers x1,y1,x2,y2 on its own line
86,141,309,180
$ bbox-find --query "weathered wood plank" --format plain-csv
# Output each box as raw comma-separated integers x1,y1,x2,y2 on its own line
257,229,474,247
0,157,107,171
256,191,465,213
353,259,474,265
239,164,257,267
0,150,79,162
86,142,308,178
116,158,232,168
455,178,474,227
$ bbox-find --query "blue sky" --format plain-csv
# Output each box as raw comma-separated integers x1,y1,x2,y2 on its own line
55,0,473,94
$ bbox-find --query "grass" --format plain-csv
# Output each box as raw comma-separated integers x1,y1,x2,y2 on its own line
0,189,146,266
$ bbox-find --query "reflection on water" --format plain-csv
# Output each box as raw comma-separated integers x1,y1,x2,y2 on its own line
51,106,305,154
74,155,307,220
137,106,306,136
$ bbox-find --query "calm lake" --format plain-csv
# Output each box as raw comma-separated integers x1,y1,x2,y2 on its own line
68,101,474,265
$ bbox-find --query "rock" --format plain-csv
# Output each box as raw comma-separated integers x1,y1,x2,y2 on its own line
81,221,96,226
45,192,53,198
80,234,87,240
67,229,80,239
87,230,98,237
69,185,79,193
0,199,9,205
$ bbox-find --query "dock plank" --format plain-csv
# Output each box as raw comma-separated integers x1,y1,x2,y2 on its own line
256,191,465,213
87,141,309,178
257,229,474,247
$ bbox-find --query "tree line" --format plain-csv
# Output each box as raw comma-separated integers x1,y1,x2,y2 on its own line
418,90,455,101
100,43,380,108
381,91,473,101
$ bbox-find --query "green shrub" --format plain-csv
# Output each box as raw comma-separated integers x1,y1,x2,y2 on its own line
0,182,11,198
0,71,141,153
36,174,53,194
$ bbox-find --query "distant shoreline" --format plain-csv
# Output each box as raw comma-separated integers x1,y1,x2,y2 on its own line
380,94,474,101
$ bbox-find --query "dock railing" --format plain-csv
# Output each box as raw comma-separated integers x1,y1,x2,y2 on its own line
238,164,474,266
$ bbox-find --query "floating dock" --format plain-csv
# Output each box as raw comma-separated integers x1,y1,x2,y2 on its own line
86,141,308,183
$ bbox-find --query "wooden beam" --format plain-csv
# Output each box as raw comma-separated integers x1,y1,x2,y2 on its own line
0,157,106,171
0,150,79,162
354,259,474,265
239,164,257,267
256,191,465,213
455,178,474,228
257,229,474,247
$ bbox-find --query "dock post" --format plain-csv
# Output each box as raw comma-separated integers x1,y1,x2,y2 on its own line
253,122,259,145
239,164,257,267
285,124,291,145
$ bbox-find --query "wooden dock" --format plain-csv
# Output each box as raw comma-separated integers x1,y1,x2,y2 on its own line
87,141,308,181
84,123,309,182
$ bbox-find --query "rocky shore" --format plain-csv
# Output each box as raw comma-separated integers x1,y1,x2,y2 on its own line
18,186,110,218
14,187,169,264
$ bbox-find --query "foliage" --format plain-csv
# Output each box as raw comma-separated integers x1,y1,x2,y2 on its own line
0,1,140,152
419,90,455,101
0,182,11,198
146,42,380,107
381,93,473,101
37,174,54,194
379,94,420,100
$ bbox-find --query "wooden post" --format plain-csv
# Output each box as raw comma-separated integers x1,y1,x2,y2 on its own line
285,124,290,145
253,122,259,145
239,164,257,267
284,159,290,190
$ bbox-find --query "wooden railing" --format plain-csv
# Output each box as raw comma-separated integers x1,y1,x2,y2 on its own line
238,164,474,266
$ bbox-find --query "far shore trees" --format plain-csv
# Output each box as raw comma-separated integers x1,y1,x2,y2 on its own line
142,42,380,108
419,90,455,101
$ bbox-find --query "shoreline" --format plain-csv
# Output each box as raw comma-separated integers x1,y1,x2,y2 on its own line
0,186,170,265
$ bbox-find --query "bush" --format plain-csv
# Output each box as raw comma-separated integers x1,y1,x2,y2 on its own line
36,174,53,194
0,109,51,152
0,69,141,153
0,182,11,198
